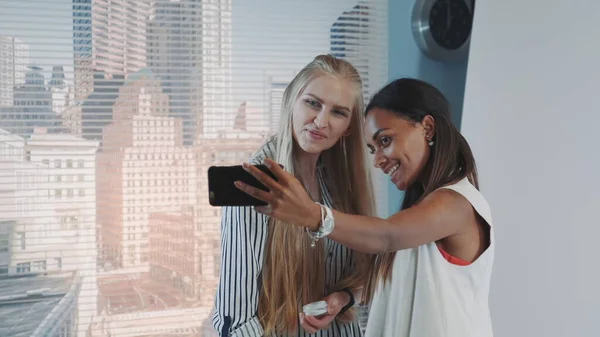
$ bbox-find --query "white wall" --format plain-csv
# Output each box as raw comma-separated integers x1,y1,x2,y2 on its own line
461,1,600,336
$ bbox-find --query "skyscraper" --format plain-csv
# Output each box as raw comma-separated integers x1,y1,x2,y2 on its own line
200,0,233,138
73,0,151,138
90,0,151,78
0,66,55,137
50,66,71,118
96,69,196,269
80,72,124,140
49,65,66,88
73,0,93,101
147,0,203,145
0,36,30,106
148,0,232,144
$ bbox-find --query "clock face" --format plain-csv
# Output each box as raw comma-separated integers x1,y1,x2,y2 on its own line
429,0,472,50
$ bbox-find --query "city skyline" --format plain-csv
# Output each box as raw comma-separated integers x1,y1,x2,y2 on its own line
0,0,356,96
0,0,386,336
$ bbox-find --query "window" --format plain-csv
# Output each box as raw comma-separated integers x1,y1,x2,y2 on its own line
0,229,9,253
17,262,30,273
16,232,25,250
33,260,47,272
0,0,387,335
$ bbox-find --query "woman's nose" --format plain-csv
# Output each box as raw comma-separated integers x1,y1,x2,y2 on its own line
313,110,329,128
373,152,386,168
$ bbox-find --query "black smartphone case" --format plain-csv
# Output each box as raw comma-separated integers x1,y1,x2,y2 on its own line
208,164,278,207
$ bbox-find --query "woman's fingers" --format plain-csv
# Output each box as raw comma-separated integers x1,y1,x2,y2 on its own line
305,314,334,330
264,158,291,183
242,162,281,192
234,181,273,204
299,313,318,334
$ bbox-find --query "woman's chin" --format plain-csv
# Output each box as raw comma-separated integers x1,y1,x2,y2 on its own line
393,181,408,191
392,176,413,191
297,140,333,155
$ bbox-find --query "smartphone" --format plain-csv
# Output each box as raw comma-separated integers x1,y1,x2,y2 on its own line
303,300,328,318
207,164,281,207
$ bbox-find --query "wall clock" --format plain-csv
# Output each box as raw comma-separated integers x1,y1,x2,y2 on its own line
412,0,475,62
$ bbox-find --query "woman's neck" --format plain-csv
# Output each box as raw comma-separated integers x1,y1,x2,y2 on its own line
294,148,321,200
417,158,434,190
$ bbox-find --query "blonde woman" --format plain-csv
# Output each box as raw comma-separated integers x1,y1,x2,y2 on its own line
212,55,375,336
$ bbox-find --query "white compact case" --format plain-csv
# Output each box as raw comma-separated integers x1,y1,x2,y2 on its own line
302,300,328,317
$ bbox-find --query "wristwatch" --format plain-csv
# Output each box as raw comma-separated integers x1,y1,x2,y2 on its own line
306,203,335,247
315,202,334,237
338,288,355,315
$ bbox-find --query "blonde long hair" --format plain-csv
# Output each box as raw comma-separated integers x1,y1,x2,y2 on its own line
258,55,376,334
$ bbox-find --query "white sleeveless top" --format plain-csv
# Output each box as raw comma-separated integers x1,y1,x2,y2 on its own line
365,177,495,337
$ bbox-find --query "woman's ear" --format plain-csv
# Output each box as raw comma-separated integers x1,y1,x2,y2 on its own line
421,115,436,138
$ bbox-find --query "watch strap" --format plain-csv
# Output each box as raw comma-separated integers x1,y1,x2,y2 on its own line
338,288,355,315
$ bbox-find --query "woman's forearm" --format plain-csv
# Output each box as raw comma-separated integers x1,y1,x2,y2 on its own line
305,204,392,254
328,211,392,254
315,189,468,254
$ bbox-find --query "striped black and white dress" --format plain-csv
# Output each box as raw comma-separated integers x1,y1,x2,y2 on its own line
212,139,364,337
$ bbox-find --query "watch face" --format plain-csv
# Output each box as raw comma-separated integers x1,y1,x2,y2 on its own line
322,217,334,233
429,0,472,50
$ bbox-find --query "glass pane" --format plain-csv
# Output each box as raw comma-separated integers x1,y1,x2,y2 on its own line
0,0,387,336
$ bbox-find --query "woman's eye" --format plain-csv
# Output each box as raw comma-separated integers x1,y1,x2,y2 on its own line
333,110,347,117
305,99,319,108
380,136,391,146
367,146,375,154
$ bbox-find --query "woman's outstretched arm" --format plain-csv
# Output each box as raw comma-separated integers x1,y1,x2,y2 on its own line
236,158,471,254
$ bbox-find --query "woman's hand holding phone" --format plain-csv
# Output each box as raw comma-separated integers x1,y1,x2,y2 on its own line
300,291,351,334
